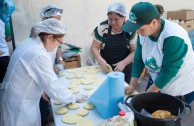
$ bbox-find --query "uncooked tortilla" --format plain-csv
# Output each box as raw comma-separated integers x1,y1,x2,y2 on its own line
62,113,82,124
84,85,93,90
67,103,80,110
77,109,89,116
83,103,95,110
76,118,94,126
54,101,62,105
56,107,68,115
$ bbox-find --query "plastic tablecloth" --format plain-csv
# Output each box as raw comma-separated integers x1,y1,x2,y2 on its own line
51,67,109,126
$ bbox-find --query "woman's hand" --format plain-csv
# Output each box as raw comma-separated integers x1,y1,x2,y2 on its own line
113,60,127,72
58,60,65,67
146,83,160,92
125,85,135,94
75,94,88,103
53,66,61,73
99,60,109,73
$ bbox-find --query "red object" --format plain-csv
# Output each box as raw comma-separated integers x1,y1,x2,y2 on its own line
119,111,126,116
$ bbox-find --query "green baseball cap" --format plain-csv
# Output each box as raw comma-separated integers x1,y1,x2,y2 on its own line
122,2,159,32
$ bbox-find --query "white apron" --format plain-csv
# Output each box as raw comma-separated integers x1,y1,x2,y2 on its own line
1,37,75,126
48,47,58,65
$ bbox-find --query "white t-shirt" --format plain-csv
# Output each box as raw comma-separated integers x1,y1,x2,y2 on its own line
0,19,9,57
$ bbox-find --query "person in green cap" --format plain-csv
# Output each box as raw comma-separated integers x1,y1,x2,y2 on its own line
91,1,137,84
124,2,194,105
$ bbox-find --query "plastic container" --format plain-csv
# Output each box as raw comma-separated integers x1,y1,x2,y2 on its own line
108,111,130,126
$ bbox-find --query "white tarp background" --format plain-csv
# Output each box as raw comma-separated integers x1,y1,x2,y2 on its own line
9,0,194,64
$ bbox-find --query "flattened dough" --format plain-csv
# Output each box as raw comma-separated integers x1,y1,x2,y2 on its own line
77,109,89,116
84,85,93,90
54,101,62,105
81,79,94,84
125,90,138,97
59,72,65,77
83,103,95,110
66,69,79,73
87,66,97,69
86,70,98,74
75,71,84,75
70,88,80,94
80,67,88,72
75,74,83,79
76,118,94,126
68,84,78,89
67,103,80,110
92,79,104,86
66,74,75,79
56,107,68,115
62,113,82,124
83,74,98,79
71,79,81,85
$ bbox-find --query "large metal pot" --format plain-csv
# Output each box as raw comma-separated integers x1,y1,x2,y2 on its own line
125,92,192,126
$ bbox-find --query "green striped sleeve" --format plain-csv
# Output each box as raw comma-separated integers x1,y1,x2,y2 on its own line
5,23,11,36
155,36,188,89
94,27,106,43
58,45,62,48
131,35,145,78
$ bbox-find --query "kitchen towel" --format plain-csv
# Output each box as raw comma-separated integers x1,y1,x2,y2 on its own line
87,72,125,119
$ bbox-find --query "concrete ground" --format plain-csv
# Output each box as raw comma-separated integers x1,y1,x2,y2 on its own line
136,72,194,126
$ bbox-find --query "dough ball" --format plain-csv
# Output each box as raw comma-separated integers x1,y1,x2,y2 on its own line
107,64,113,73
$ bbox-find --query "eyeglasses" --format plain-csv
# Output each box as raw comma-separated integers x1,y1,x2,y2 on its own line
44,8,63,14
55,38,63,44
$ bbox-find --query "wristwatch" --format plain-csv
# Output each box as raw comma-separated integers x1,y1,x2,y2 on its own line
57,57,63,61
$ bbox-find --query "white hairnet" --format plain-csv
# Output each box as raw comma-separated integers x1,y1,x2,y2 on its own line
40,5,63,19
107,2,127,16
32,18,66,37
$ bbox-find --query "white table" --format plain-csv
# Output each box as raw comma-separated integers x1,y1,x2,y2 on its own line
51,67,109,126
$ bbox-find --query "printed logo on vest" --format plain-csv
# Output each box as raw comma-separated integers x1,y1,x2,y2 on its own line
145,56,160,70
